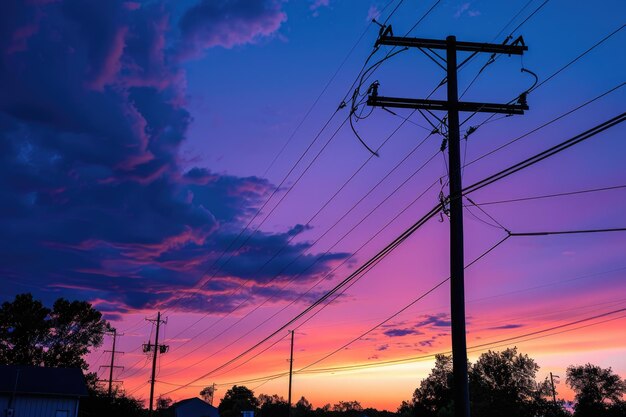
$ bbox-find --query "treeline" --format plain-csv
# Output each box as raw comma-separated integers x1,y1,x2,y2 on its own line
1,294,624,417
212,348,626,417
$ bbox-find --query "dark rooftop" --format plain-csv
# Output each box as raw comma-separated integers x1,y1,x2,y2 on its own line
0,365,88,397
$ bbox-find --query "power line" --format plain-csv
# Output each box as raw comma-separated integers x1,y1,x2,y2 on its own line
304,307,626,375
509,227,626,237
262,0,399,177
465,82,624,168
530,23,625,93
157,3,412,323
295,235,510,374
161,80,449,358
508,0,551,36
160,151,441,378
161,203,444,394
177,305,626,389
460,21,625,133
160,112,625,393
164,105,426,352
463,112,626,195
475,184,626,205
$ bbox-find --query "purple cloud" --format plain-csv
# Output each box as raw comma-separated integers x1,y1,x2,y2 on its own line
383,328,423,338
0,0,347,314
179,0,287,52
414,313,452,328
488,324,524,330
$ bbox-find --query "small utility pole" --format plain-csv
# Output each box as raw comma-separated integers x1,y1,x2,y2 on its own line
144,312,168,416
367,34,528,417
210,383,217,406
99,329,124,397
550,372,559,406
287,330,295,417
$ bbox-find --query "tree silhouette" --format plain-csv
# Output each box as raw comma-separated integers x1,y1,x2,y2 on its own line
200,385,216,405
218,385,259,417
411,353,454,416
294,396,313,417
0,293,110,369
469,347,542,417
258,393,288,417
566,363,626,417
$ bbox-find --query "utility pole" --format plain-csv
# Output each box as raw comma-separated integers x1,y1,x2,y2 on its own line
99,329,124,397
144,312,168,416
367,34,528,417
550,372,559,406
210,383,217,406
287,330,295,417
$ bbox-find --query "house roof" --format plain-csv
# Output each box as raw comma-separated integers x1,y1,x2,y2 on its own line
171,397,219,417
0,365,88,397
172,397,218,409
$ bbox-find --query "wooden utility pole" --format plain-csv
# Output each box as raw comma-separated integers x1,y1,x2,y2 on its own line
99,328,123,397
550,372,559,405
144,312,168,416
287,330,295,417
367,34,528,417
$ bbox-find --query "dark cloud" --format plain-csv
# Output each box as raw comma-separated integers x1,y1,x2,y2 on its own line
488,323,524,330
414,313,452,329
179,0,286,52
0,0,347,314
383,328,424,338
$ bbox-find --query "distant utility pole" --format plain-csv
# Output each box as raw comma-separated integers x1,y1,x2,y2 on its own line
550,372,559,406
210,383,217,406
287,330,295,417
99,328,124,397
367,34,528,417
144,312,169,416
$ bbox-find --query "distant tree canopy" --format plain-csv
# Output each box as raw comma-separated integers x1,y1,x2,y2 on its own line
219,385,260,417
402,348,626,417
412,354,453,416
78,386,145,417
470,347,560,417
258,393,288,417
200,384,216,404
567,363,626,417
0,293,110,370
332,400,363,413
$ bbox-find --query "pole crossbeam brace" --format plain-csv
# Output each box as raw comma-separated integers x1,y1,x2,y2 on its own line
376,36,527,55
368,96,527,114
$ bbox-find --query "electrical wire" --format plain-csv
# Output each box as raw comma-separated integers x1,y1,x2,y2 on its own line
159,149,441,377
295,235,510,374
162,110,431,356
465,82,625,168
475,184,626,206
160,202,444,394
159,110,625,393
509,228,626,237
156,3,413,321
530,23,625,93
462,112,626,196
262,0,399,177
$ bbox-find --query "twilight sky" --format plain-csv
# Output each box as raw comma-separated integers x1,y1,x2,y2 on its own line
1,0,625,410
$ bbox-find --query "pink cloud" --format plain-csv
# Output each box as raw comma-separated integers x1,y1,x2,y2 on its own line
179,0,287,54
88,26,129,91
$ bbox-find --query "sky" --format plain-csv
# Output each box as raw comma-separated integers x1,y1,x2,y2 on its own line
1,0,625,411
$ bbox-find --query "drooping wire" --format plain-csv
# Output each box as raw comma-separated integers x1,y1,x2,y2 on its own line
465,82,625,168
159,113,626,391
475,184,626,206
